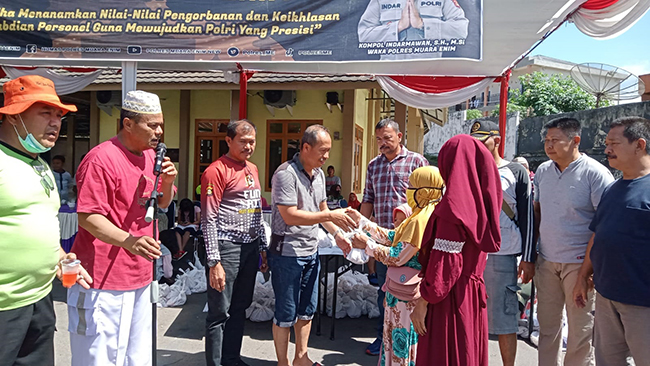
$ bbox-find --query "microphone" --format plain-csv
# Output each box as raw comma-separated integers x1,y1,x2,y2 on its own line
146,142,167,223
153,142,167,176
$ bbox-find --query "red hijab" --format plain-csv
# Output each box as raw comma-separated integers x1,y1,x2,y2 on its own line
421,135,502,257
348,192,361,210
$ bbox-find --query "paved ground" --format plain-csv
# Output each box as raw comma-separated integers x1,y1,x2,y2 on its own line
52,280,539,365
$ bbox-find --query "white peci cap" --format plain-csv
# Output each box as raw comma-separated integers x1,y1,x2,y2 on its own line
122,90,162,114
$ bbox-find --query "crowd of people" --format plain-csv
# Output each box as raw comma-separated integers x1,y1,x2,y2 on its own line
1,74,649,366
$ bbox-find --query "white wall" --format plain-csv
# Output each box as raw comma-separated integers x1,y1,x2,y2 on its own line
423,111,520,161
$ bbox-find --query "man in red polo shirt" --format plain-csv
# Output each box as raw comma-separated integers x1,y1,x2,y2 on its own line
68,91,177,366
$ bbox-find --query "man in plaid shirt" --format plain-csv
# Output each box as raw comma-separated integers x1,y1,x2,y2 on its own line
360,118,429,355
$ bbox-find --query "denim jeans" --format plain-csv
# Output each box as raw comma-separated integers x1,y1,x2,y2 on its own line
484,254,520,335
268,251,320,327
376,261,387,339
205,239,260,366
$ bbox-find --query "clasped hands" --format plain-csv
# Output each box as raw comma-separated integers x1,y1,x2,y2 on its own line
329,208,372,254
328,207,358,255
397,0,424,32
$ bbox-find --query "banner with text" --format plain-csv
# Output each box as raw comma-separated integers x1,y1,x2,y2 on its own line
0,0,482,63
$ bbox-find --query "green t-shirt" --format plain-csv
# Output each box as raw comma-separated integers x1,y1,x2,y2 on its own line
0,142,61,310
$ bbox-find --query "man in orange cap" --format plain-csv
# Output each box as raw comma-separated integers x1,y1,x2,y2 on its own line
0,75,92,365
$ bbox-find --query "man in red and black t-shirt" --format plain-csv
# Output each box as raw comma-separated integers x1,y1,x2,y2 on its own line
202,120,267,366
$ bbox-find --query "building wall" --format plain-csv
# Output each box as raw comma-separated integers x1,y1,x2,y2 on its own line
98,89,181,147
96,87,367,202
99,106,120,142
641,74,650,101
422,111,520,161
188,89,231,199
247,89,345,202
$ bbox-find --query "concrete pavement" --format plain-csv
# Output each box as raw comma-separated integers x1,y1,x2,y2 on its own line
51,280,539,365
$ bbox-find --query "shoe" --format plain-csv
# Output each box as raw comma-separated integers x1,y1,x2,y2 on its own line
368,273,379,286
172,250,186,260
365,337,382,356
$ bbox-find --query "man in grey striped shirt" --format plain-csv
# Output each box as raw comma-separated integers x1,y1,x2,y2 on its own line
471,120,534,366
270,125,356,366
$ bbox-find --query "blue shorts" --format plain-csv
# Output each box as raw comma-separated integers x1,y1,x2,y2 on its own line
268,252,320,328
484,254,520,335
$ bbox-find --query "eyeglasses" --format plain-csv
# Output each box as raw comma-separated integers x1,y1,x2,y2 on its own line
30,159,56,198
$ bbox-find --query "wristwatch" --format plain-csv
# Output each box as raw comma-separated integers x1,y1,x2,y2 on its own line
207,259,221,268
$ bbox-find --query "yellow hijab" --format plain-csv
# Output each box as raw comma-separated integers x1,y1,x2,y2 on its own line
392,166,444,249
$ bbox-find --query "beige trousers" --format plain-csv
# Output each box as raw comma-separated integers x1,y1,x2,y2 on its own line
595,294,650,366
534,257,595,366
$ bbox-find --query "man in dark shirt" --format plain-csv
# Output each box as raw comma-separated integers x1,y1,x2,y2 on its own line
574,116,650,365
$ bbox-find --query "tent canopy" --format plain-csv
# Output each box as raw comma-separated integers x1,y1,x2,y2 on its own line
0,0,647,79
0,0,596,77
0,0,647,156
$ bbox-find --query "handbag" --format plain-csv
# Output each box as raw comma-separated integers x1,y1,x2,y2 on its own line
382,266,422,302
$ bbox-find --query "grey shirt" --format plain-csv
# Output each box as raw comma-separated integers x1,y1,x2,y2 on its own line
534,154,614,263
271,154,326,257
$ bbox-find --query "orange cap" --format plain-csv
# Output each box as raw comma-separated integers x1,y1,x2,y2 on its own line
0,75,77,119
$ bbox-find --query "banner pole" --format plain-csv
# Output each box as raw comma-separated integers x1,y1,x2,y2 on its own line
121,61,137,95
238,63,248,120
498,70,511,158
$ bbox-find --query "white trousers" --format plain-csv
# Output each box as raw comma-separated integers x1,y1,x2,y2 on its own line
67,284,152,366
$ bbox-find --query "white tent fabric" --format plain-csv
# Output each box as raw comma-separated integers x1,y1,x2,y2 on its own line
572,0,650,39
376,76,496,109
1,66,102,95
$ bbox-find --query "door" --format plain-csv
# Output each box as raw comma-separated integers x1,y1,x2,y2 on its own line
194,119,229,195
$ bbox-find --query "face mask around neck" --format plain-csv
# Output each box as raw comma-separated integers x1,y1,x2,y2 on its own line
13,114,51,154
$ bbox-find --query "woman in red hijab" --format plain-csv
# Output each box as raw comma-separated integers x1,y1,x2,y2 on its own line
411,135,502,366
348,192,361,211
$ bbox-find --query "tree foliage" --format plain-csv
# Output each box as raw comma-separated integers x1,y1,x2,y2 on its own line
491,72,608,117
491,102,529,117
466,109,484,120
